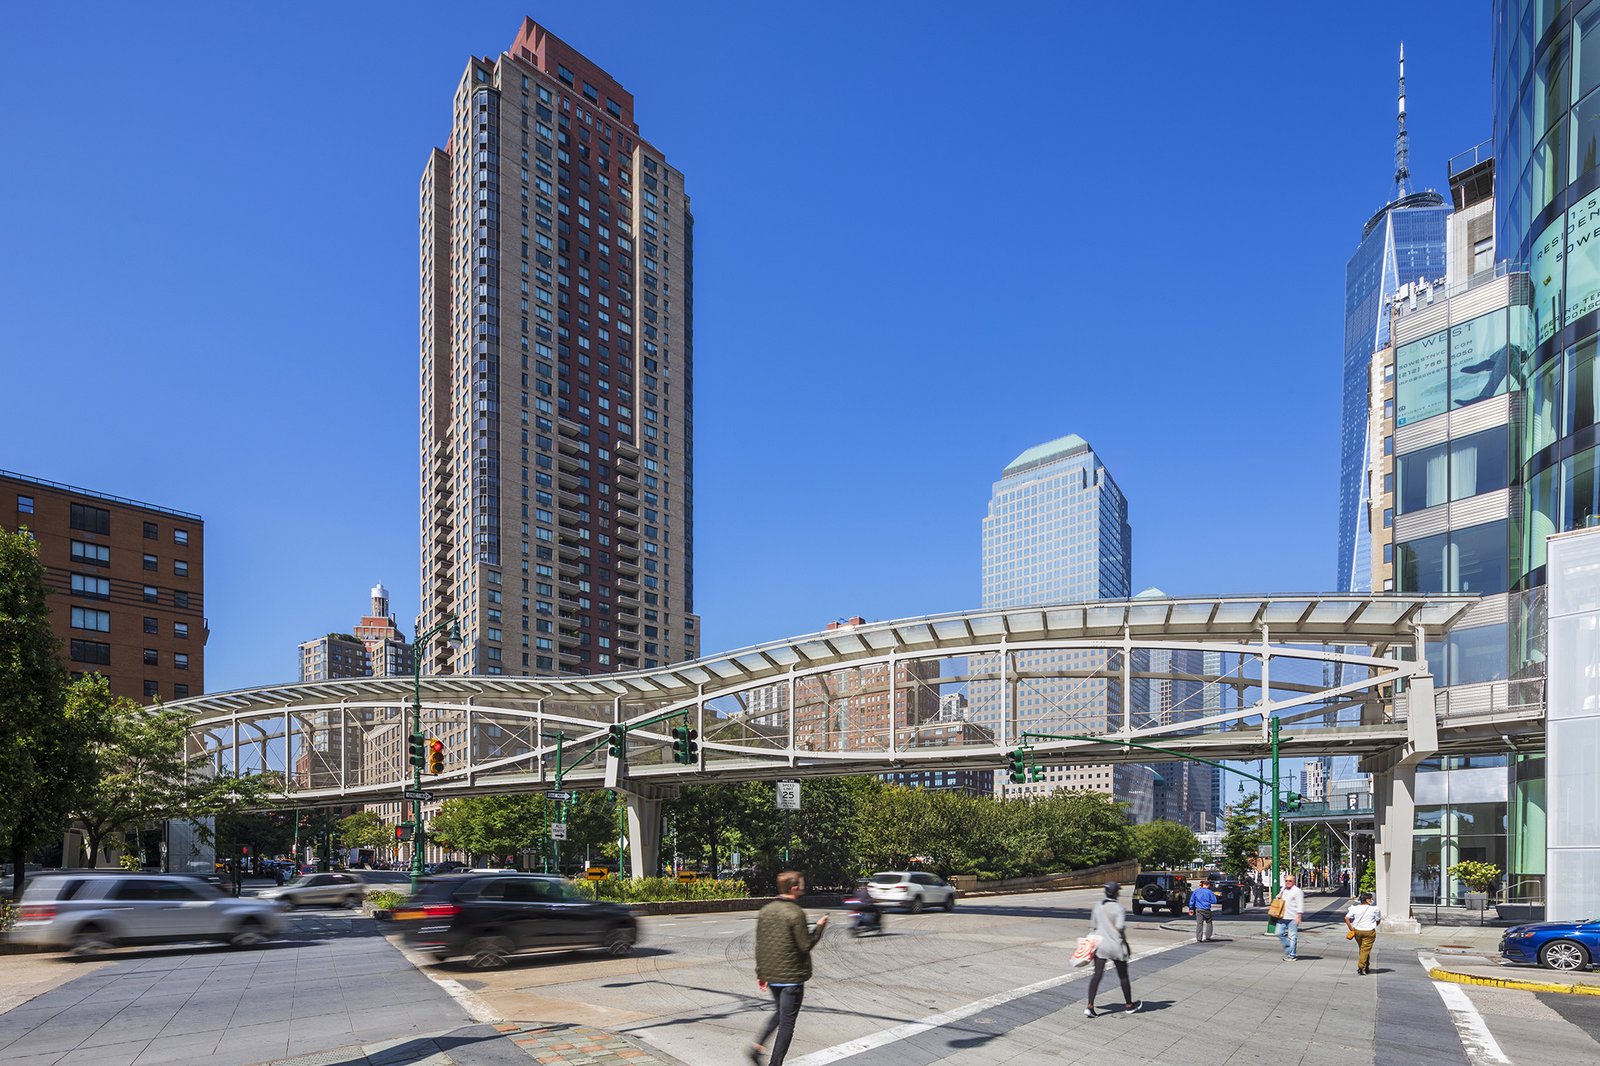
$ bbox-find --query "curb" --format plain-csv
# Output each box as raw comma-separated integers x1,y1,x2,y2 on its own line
1427,965,1600,996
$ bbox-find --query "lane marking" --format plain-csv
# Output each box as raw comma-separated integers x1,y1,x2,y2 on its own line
787,940,1189,1066
1419,953,1511,1066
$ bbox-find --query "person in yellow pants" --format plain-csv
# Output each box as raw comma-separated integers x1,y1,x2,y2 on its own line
1344,891,1381,975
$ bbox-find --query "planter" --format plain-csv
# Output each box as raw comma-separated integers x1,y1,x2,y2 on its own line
1464,891,1490,911
1495,903,1545,922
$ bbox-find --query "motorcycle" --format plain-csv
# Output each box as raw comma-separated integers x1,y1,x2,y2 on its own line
844,893,884,937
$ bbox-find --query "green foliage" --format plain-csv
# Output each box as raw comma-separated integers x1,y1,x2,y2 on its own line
0,897,15,933
1448,860,1502,892
575,876,751,902
1,528,94,898
336,811,393,853
1218,792,1268,877
1132,820,1202,869
365,889,409,910
1358,862,1376,895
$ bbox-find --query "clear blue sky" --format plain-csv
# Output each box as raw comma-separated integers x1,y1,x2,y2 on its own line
0,3,1490,693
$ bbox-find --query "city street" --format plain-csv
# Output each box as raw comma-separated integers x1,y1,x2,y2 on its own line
6,888,1600,1064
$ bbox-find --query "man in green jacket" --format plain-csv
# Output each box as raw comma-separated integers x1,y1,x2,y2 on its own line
749,869,829,1065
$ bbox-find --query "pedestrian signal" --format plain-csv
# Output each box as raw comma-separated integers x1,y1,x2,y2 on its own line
395,825,413,842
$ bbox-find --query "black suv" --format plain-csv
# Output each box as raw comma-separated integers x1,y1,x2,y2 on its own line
1130,872,1190,916
393,873,637,969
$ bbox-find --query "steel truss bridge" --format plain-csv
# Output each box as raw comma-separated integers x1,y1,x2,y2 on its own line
178,594,1541,808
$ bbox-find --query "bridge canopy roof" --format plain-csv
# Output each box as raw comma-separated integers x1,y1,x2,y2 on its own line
172,594,1476,721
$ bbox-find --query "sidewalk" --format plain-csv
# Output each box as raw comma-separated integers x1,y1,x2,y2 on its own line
255,1022,686,1066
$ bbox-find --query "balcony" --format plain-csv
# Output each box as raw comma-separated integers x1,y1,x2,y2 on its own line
614,508,640,529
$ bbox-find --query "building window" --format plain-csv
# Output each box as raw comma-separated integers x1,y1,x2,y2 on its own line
144,649,159,666
173,529,188,545
174,684,189,699
70,607,110,632
174,653,189,671
143,585,159,602
143,521,158,540
173,560,188,577
143,680,159,699
17,495,33,514
69,503,110,535
173,590,189,608
173,622,189,639
70,639,110,665
71,541,110,567
71,574,110,600
143,554,158,571
144,616,158,634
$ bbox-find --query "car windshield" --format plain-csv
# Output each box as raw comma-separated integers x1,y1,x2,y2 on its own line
870,873,902,884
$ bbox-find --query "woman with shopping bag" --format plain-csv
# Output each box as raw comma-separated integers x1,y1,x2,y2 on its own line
1083,882,1143,1017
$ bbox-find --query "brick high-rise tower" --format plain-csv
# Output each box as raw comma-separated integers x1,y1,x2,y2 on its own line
420,18,698,677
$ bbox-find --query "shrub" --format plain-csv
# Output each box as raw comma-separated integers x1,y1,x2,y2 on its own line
1448,861,1501,893
365,889,409,910
574,876,751,903
0,897,15,933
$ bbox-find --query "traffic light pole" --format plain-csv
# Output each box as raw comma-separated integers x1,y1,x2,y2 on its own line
410,614,459,894
1269,715,1281,932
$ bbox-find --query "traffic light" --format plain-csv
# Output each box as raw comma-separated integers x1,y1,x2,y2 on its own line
671,723,700,764
407,733,426,770
427,738,445,775
1007,748,1027,784
1284,791,1303,812
608,723,627,758
395,825,413,843
1029,759,1044,783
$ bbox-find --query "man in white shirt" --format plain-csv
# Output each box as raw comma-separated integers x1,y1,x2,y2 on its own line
1275,873,1306,960
1344,892,1382,974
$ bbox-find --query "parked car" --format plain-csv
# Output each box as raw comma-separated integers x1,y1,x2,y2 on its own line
8,871,285,954
1131,872,1190,916
391,873,638,969
1500,919,1600,971
1208,876,1246,914
865,871,957,913
258,871,367,909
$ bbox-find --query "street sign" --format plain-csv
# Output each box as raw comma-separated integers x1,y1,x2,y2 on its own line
677,870,698,883
550,823,568,841
402,790,434,801
586,866,610,881
777,780,801,811
548,791,572,802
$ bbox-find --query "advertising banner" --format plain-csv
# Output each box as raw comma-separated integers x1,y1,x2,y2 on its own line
1534,212,1566,345
1567,189,1600,324
1449,310,1508,410
1397,328,1449,425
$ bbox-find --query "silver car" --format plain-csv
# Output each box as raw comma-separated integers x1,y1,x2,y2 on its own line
258,871,368,909
9,872,285,954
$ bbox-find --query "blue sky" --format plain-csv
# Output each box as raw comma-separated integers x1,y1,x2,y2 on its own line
0,3,1490,693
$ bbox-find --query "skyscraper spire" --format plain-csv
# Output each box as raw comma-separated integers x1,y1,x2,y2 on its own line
1395,43,1410,197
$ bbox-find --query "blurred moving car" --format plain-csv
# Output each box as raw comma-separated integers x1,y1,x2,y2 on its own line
8,872,285,954
427,861,469,875
1500,919,1600,971
358,870,413,887
258,871,367,909
392,872,637,969
1131,872,1190,916
865,871,957,913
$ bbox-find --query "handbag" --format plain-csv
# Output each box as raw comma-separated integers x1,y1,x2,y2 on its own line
1267,895,1286,919
1346,928,1357,940
1071,935,1100,968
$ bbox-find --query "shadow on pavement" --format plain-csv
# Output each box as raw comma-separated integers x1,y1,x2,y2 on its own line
431,945,674,974
58,940,323,964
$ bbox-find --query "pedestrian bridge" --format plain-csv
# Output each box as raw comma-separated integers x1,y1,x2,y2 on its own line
175,594,1536,803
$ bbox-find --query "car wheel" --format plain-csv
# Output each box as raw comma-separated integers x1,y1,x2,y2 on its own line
230,918,267,948
1169,904,1183,917
1131,904,1143,916
605,926,637,956
909,895,924,914
943,893,956,913
1540,939,1591,972
71,924,112,956
466,936,513,970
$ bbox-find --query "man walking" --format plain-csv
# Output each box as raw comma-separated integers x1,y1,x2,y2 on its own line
1276,872,1305,960
1187,877,1217,942
750,869,829,1065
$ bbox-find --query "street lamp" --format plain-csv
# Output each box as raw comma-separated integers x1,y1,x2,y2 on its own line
410,613,463,892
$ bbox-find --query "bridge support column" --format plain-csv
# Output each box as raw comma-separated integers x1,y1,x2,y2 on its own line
624,792,664,879
1373,764,1420,934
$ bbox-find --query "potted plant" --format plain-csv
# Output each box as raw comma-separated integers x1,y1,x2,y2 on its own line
1449,860,1501,910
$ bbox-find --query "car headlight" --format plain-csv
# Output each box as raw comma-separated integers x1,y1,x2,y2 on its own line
1511,930,1537,938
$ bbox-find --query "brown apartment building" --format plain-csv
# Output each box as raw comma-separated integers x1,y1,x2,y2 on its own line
3,470,204,703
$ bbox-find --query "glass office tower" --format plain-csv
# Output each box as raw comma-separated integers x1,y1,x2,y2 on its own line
1338,196,1451,594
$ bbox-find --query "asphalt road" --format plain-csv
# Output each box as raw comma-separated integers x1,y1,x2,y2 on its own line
6,889,1600,1065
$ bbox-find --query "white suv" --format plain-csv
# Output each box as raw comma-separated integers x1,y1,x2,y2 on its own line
9,872,286,954
866,871,957,913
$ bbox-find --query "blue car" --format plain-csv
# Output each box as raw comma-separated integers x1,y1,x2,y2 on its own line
1499,920,1600,972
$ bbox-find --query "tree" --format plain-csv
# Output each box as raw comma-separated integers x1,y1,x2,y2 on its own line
1218,792,1268,877
64,677,193,866
0,529,98,898
1131,820,1201,869
430,795,550,860
336,811,392,854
